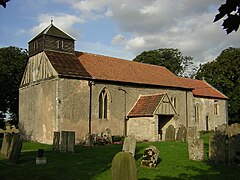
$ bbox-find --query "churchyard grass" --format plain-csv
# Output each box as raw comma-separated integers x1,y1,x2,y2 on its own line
0,132,240,180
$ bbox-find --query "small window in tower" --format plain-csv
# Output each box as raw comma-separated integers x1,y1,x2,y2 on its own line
214,100,219,116
57,40,64,49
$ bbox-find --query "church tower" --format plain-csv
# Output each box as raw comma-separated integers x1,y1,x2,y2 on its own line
28,22,75,57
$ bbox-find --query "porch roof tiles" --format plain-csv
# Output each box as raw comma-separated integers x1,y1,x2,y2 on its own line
128,93,165,117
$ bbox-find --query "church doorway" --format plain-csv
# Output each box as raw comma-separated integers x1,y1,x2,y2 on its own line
158,115,173,141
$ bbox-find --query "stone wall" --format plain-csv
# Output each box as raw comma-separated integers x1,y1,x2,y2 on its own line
19,79,57,144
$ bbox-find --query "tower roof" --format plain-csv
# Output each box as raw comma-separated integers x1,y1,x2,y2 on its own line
29,23,75,43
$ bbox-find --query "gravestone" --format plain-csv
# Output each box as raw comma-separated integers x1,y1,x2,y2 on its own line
227,123,240,137
141,146,159,168
67,131,75,153
165,125,175,141
36,149,47,165
53,131,60,151
9,139,23,164
61,131,75,152
102,128,112,144
228,135,240,166
122,136,136,157
61,131,68,152
176,125,187,142
188,139,204,161
85,133,93,146
209,131,227,164
187,126,199,141
112,152,137,180
1,133,11,159
7,133,20,159
216,124,227,134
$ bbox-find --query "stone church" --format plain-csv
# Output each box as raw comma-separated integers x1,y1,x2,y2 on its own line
19,24,228,144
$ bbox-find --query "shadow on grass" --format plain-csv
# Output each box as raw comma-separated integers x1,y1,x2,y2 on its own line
0,144,122,180
154,163,240,180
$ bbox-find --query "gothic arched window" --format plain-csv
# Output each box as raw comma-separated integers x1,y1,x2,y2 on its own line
99,89,109,119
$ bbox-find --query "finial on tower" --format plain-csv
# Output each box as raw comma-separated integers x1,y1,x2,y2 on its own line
51,18,53,25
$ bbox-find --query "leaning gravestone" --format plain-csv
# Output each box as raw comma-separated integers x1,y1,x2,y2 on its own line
122,136,136,157
1,133,11,159
188,139,204,161
9,139,23,164
7,133,20,159
209,131,227,164
141,146,159,168
176,125,187,142
53,131,60,151
165,125,175,141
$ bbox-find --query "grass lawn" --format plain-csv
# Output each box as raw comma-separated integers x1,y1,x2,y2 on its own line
0,133,240,180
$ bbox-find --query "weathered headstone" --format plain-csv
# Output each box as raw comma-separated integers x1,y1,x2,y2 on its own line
228,134,240,166
165,125,175,141
141,146,159,168
7,133,20,159
102,128,112,144
187,126,199,141
67,131,75,153
1,133,11,159
9,139,23,164
188,139,204,161
209,131,227,164
176,125,187,142
53,131,60,151
61,131,75,152
112,152,137,180
216,124,227,134
227,123,240,137
122,136,136,157
61,131,68,152
85,133,93,146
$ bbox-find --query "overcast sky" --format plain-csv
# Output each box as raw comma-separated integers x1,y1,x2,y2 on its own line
0,0,239,65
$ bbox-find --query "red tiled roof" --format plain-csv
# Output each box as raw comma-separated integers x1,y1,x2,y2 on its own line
45,50,227,100
128,93,166,117
77,52,188,89
179,77,228,99
45,50,91,78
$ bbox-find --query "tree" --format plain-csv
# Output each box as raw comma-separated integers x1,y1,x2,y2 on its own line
133,48,196,77
214,0,240,34
0,46,28,126
195,47,240,124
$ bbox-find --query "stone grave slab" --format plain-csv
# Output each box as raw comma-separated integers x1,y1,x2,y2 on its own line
176,125,187,142
188,139,204,161
122,136,136,157
9,139,23,164
209,132,227,164
1,133,11,159
165,125,175,141
53,131,60,151
141,146,159,168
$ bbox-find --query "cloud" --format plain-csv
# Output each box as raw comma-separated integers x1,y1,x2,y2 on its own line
111,34,125,45
34,0,240,64
30,13,84,38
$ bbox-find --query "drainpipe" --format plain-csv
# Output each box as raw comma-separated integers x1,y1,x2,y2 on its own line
55,78,59,132
186,91,189,127
88,81,93,135
118,87,127,136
